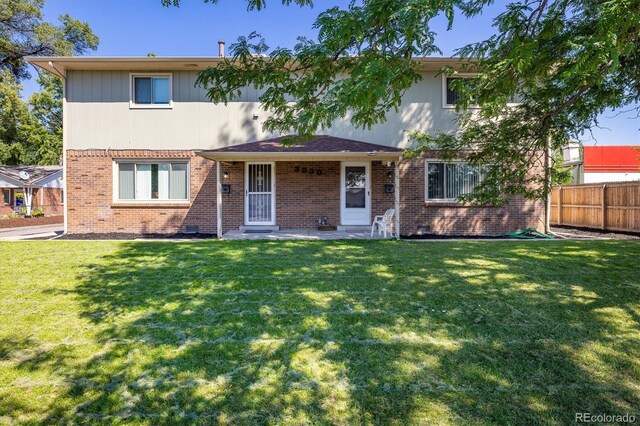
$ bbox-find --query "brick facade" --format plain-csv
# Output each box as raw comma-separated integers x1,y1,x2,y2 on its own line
66,149,544,236
398,157,545,236
275,162,340,229
371,160,397,224
1,187,63,216
67,150,216,234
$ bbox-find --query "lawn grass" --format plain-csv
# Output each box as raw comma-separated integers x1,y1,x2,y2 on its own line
0,240,639,424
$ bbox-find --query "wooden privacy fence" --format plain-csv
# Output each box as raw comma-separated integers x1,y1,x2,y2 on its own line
550,182,640,232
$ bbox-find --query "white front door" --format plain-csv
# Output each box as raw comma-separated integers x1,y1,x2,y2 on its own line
245,162,276,225
340,162,371,225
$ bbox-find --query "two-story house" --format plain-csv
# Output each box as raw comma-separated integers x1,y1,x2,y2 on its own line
26,55,543,237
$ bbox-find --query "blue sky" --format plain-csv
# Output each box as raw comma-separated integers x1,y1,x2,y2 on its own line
24,0,639,146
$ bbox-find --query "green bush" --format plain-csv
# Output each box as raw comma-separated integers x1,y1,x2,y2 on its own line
32,207,44,217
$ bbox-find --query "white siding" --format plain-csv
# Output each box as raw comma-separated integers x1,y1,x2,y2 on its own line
584,172,640,183
66,70,459,150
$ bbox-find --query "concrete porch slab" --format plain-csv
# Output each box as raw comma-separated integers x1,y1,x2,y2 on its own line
222,229,384,240
239,225,280,232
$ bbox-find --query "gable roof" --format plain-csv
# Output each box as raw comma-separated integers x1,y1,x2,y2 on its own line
0,165,62,186
197,135,402,161
208,135,402,153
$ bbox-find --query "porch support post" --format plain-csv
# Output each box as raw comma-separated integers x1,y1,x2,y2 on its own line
394,157,401,240
23,187,33,216
216,160,222,239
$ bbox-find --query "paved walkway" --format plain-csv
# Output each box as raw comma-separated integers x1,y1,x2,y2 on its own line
0,224,63,241
223,229,388,240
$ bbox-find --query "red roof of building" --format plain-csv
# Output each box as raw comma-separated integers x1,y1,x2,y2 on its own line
583,146,640,173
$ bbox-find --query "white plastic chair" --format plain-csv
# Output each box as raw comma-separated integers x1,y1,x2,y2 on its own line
371,208,396,238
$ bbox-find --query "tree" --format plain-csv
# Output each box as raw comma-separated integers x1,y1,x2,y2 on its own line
0,69,30,164
161,0,313,11
25,73,62,164
1,0,99,81
185,0,455,139
407,0,639,210
168,0,639,226
0,0,99,165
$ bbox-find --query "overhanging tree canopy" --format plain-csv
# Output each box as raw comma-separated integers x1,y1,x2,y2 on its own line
0,0,99,165
172,0,638,205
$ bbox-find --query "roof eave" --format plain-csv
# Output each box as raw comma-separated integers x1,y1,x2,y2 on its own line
0,168,62,186
31,169,63,185
0,173,25,187
195,150,402,161
26,56,475,74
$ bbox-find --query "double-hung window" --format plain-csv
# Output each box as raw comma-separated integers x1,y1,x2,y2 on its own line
426,160,487,201
130,74,172,108
116,162,189,202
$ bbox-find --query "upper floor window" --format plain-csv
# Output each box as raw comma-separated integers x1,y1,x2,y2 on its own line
115,161,189,202
442,75,476,108
426,160,487,201
130,74,172,108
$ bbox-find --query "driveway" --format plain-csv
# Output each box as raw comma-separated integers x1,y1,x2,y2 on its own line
0,224,63,241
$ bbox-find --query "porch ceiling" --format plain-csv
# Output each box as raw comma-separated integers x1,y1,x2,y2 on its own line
196,135,403,162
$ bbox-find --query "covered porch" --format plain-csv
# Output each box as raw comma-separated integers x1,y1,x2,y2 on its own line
196,135,403,239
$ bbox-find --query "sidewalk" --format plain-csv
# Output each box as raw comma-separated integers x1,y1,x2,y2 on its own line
0,224,63,241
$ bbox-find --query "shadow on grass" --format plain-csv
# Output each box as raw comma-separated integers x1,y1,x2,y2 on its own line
33,240,640,423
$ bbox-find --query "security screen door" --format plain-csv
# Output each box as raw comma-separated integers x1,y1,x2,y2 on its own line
245,163,275,225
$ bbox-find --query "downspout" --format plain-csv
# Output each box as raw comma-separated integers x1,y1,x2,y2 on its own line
50,61,68,235
216,161,223,239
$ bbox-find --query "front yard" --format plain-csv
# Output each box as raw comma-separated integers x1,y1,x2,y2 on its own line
0,240,638,424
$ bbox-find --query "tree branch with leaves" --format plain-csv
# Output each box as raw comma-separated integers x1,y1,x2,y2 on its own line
185,0,456,142
0,0,99,165
408,0,639,215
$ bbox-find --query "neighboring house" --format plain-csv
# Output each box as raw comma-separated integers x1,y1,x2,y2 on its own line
0,166,63,216
562,145,640,184
26,54,543,237
561,142,584,184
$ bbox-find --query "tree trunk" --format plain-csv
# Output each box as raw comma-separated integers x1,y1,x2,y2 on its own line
543,139,551,234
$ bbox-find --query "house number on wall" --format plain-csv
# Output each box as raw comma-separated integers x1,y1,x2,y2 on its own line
293,165,323,175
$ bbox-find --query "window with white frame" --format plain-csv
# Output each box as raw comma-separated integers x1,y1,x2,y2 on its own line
115,162,189,201
131,74,171,106
443,75,477,108
2,189,10,205
425,160,487,201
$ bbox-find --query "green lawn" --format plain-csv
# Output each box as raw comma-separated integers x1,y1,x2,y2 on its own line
0,240,639,424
